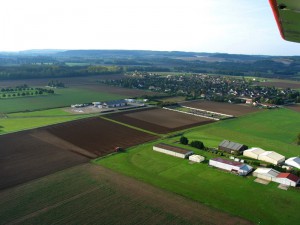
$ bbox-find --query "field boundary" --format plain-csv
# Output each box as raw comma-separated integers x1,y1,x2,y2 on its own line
100,116,161,137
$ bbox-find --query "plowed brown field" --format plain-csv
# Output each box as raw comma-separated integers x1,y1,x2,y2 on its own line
0,117,157,190
105,108,215,134
181,100,260,116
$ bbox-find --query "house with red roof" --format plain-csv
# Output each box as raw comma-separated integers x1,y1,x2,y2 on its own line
274,173,300,187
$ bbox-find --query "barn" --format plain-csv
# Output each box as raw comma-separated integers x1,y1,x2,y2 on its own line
257,151,285,165
243,147,266,159
218,140,248,155
209,158,253,176
253,168,280,181
189,154,205,163
153,143,194,159
285,157,300,169
274,173,300,187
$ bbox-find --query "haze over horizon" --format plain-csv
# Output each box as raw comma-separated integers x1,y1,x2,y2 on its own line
1,0,300,56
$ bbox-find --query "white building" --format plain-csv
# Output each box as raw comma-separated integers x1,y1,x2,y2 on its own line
153,143,194,159
285,157,300,169
189,154,205,163
253,168,280,181
209,158,253,176
243,147,266,159
274,173,300,187
258,151,285,165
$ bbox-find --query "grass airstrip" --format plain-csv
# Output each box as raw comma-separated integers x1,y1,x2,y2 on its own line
96,108,300,225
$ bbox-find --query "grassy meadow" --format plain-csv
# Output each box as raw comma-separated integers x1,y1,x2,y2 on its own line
0,87,125,113
0,108,89,134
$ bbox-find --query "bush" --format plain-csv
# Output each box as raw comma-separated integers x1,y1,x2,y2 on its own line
180,136,189,145
190,140,204,149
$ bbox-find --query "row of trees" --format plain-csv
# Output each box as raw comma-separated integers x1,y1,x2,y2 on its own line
180,136,205,150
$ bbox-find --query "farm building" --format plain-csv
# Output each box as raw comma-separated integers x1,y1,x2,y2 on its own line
274,173,300,187
209,158,253,176
285,157,300,169
218,140,248,155
243,147,266,159
103,100,127,108
253,168,280,181
258,151,285,165
189,154,205,163
153,143,194,159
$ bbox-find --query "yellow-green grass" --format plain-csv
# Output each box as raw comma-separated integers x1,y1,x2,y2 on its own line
0,87,126,113
96,140,300,225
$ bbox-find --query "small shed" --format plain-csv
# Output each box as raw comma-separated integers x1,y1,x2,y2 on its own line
209,158,253,176
218,140,248,155
153,143,194,159
274,173,300,187
189,154,205,163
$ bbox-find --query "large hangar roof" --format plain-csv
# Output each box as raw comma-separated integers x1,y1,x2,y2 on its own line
259,151,285,161
285,157,300,169
154,143,193,155
244,147,266,155
219,140,245,151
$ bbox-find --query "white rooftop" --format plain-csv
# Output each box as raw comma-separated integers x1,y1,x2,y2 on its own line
259,151,285,161
244,147,266,155
285,157,300,169
254,168,280,178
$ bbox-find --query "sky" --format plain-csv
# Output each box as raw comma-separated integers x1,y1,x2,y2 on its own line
1,0,300,56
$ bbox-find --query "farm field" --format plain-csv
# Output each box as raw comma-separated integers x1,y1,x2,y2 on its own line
255,80,300,89
0,129,89,190
0,116,157,190
46,116,158,156
286,104,300,113
179,108,300,157
96,140,300,225
0,109,89,135
181,100,260,116
0,164,252,225
105,108,215,134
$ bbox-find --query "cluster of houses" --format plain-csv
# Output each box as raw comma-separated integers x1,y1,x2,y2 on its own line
153,140,300,188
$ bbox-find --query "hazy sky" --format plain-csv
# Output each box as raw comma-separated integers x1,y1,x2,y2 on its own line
1,0,300,55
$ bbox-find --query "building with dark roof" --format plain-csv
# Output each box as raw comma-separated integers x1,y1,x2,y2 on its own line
103,99,127,108
218,140,248,155
153,143,194,159
209,158,253,176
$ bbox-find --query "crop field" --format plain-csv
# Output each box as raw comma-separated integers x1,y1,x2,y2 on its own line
0,163,253,225
0,116,157,190
105,108,215,134
0,129,89,190
255,80,300,89
286,104,300,112
46,116,158,156
97,139,300,225
181,100,261,116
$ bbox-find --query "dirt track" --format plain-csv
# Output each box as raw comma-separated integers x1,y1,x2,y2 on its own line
106,108,215,134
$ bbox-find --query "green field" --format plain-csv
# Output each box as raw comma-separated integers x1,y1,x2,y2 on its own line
96,108,300,225
0,87,125,113
0,108,90,134
178,108,300,157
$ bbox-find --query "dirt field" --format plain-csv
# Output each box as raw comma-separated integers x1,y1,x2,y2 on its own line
105,108,215,134
0,163,253,225
255,81,300,89
181,100,260,116
0,117,157,190
286,104,300,112
0,130,89,190
46,117,158,156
